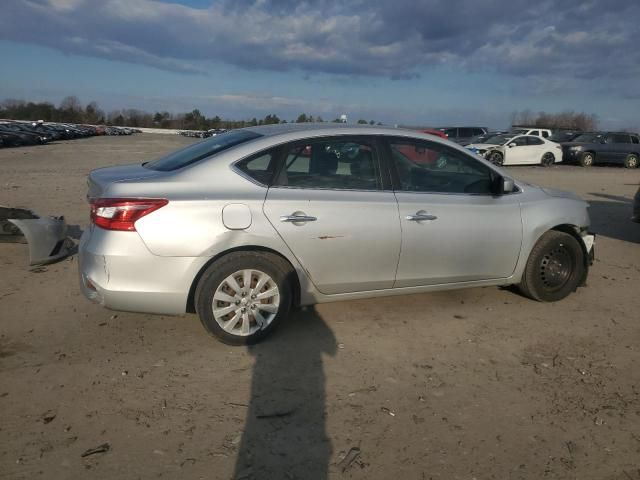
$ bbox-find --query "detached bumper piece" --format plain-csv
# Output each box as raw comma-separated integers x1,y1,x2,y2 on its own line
0,206,73,266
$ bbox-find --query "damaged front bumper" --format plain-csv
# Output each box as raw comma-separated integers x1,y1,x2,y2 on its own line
0,206,73,265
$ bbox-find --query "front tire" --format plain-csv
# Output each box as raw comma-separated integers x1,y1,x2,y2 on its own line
195,252,292,345
488,150,504,166
624,154,638,169
519,231,585,302
579,152,595,167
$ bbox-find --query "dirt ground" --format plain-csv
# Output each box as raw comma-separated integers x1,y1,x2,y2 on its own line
1,134,639,480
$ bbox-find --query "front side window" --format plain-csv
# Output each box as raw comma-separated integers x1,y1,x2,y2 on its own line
145,130,262,171
527,136,544,145
389,139,495,195
275,138,381,190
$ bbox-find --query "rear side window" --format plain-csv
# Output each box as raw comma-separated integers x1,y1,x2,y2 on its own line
275,138,381,190
527,136,544,145
611,134,631,143
541,130,550,138
234,149,278,185
145,130,262,171
632,136,640,144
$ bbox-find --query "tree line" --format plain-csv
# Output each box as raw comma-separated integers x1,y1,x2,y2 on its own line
0,97,380,130
510,110,599,131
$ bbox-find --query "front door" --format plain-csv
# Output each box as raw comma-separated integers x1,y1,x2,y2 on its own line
385,137,522,287
263,136,401,294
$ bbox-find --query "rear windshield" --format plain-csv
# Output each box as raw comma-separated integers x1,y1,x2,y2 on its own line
144,130,262,171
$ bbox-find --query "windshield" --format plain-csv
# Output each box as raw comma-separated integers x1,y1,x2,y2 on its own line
145,130,262,171
572,133,601,143
480,134,513,145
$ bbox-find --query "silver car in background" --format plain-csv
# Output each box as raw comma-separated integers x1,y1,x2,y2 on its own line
79,124,594,344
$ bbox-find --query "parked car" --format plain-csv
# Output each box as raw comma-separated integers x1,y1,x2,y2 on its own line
549,131,582,143
633,186,640,223
561,132,640,168
466,134,562,166
436,127,488,145
79,124,594,345
510,127,553,138
420,128,448,139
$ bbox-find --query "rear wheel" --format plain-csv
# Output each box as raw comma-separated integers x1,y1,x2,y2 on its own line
624,154,638,168
541,152,555,166
579,152,595,167
195,252,292,345
519,231,585,302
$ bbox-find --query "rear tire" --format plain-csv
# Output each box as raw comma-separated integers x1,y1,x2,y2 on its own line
195,252,293,345
519,231,585,302
624,154,638,169
541,152,555,166
579,152,595,167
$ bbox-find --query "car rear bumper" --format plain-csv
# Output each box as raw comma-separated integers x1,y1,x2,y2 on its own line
78,226,208,315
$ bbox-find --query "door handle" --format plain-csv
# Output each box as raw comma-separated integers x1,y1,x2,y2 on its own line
280,214,317,223
405,212,437,221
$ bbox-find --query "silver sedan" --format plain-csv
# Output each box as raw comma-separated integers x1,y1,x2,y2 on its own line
79,124,594,344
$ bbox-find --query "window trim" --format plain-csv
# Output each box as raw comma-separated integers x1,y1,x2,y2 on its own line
269,135,387,193
380,136,507,197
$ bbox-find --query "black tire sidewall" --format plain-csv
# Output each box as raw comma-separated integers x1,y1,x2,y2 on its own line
195,252,292,345
522,231,585,302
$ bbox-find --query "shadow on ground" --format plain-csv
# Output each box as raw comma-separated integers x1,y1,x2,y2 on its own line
587,193,639,244
234,306,337,480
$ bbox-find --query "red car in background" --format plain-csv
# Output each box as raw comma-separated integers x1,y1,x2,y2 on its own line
394,128,448,165
420,128,448,139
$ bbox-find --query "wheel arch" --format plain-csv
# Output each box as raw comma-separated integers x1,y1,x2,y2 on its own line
549,224,590,284
186,245,302,314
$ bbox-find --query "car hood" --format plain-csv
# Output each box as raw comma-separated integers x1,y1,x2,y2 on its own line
466,143,501,150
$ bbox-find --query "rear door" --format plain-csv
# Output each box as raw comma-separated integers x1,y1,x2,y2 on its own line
385,138,522,287
263,136,401,294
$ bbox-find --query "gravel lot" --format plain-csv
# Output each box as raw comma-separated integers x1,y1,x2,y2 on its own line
1,134,639,480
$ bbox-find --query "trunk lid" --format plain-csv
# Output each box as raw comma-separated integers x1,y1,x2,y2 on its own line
87,164,163,199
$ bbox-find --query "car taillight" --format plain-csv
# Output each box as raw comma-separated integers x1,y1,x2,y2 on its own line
90,198,168,231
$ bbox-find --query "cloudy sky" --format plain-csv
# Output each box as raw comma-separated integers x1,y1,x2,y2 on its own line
1,0,638,128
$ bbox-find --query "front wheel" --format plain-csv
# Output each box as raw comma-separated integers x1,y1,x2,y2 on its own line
579,152,594,167
195,252,292,345
519,231,586,302
624,154,638,169
487,151,504,166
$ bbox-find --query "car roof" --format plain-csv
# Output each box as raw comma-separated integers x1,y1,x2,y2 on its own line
240,122,449,141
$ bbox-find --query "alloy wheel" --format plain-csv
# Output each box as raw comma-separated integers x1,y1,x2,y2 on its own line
212,269,280,336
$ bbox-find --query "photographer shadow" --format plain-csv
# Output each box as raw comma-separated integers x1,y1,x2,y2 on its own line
234,306,337,480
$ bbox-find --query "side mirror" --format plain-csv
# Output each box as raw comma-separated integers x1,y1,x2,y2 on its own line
502,177,515,194
507,143,516,148
492,175,515,195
